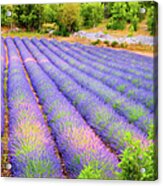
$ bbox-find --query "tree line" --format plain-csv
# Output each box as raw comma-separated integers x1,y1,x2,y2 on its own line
1,2,158,36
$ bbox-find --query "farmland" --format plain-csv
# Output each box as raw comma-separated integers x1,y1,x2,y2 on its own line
1,37,157,179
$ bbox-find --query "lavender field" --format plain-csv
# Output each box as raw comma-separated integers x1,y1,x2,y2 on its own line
1,37,157,180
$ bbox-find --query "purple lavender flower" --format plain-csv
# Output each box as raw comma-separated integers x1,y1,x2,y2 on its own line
1,38,6,136
22,38,148,151
14,37,120,179
5,37,63,178
32,38,152,134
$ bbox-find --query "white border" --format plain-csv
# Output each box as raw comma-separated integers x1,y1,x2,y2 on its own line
0,0,162,186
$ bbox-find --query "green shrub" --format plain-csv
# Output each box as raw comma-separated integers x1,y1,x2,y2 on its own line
107,18,126,30
103,30,108,35
54,25,70,37
106,3,128,30
78,162,103,179
104,40,110,46
57,3,82,33
91,39,101,45
111,41,119,47
81,2,104,28
128,24,135,37
131,15,139,31
120,42,128,48
127,2,140,31
117,132,158,180
147,4,158,35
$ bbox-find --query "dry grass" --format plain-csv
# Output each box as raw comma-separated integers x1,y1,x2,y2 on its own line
2,31,50,39
82,19,151,38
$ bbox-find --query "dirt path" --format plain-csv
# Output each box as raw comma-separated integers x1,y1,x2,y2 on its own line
1,45,11,177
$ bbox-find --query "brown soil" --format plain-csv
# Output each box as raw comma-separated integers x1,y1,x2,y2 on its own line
1,45,12,177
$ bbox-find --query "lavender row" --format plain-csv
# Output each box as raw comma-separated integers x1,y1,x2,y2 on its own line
5,37,63,178
44,39,153,111
77,43,157,82
14,37,120,179
34,38,152,132
92,44,154,67
1,38,6,136
54,40,153,92
70,42,152,73
24,37,150,150
67,41,152,75
73,44,153,81
74,42,153,72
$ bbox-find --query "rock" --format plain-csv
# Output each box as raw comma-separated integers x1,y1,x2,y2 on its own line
48,30,54,37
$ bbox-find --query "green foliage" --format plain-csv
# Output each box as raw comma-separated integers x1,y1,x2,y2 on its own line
147,4,158,35
104,40,110,46
57,3,82,35
81,2,104,28
1,2,157,36
111,41,118,47
127,2,140,31
131,15,139,31
116,85,126,93
1,5,14,26
91,39,101,45
117,132,158,180
128,25,135,37
103,2,114,18
107,18,126,30
120,42,128,48
127,107,145,122
78,161,103,179
112,99,122,109
42,4,60,23
106,3,128,30
25,159,54,177
12,4,44,31
148,124,155,141
107,2,140,32
132,78,139,85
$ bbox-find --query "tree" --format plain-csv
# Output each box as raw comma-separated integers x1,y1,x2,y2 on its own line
103,2,114,18
147,3,158,35
81,3,104,28
12,4,44,31
42,4,60,23
57,3,82,34
106,2,128,30
1,5,13,27
127,2,140,31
